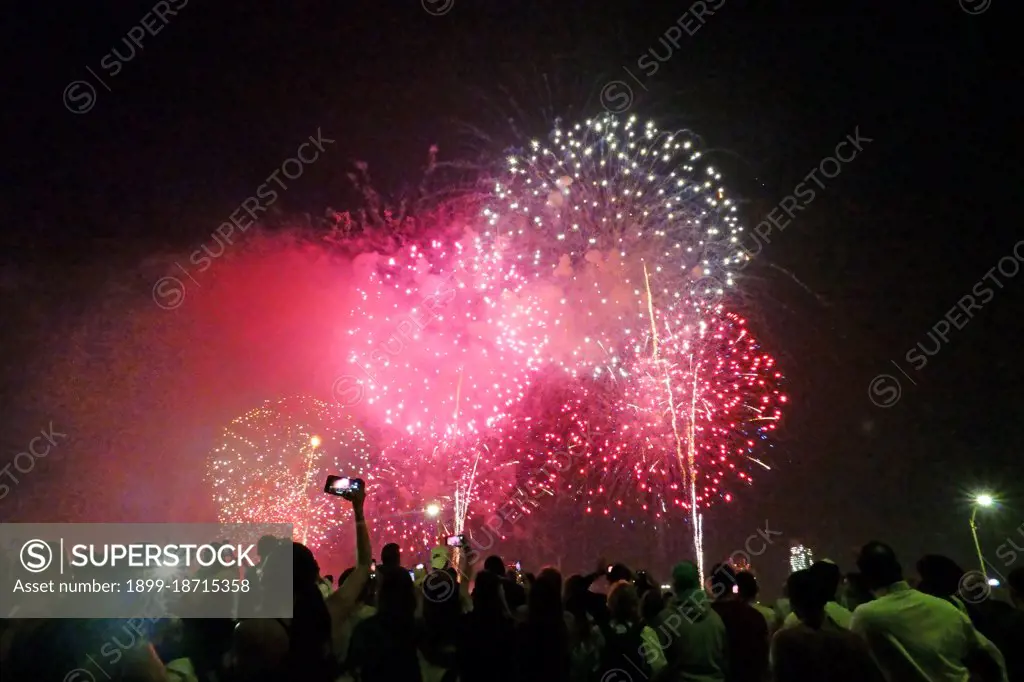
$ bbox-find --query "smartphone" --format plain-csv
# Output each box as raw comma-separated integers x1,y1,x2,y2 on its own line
515,561,521,571
415,563,425,570
409,570,415,579
324,476,364,497
370,560,377,573
446,534,466,547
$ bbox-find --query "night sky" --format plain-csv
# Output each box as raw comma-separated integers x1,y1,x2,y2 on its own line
3,0,1020,593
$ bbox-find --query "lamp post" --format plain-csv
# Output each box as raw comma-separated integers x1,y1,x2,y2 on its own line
426,502,441,545
969,493,994,575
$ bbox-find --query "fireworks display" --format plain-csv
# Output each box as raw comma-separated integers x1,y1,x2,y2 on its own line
204,112,787,572
338,239,543,439
480,112,747,375
541,307,785,520
206,396,376,549
371,429,527,553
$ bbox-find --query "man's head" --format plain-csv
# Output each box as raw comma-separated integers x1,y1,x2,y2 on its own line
672,561,701,596
381,543,401,568
788,569,827,625
856,541,903,591
809,561,842,602
484,555,506,577
256,535,277,561
377,566,416,619
735,570,759,602
708,562,737,600
1008,566,1024,609
915,554,964,599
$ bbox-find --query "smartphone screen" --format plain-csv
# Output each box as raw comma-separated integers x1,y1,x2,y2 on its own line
446,535,462,547
324,476,363,496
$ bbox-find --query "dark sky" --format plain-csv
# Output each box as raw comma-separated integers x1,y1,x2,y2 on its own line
3,0,1020,590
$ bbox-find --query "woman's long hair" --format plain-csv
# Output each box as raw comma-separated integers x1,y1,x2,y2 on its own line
261,542,334,681
376,566,417,631
472,570,510,621
563,574,594,644
525,567,570,669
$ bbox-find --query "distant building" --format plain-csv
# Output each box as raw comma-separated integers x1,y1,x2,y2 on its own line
790,543,814,573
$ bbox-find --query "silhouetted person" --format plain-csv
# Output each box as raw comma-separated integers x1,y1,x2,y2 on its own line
484,554,526,613
709,563,769,682
772,568,883,682
781,561,852,630
657,561,727,681
598,580,665,678
516,567,570,682
736,570,776,633
381,543,401,569
5,619,169,682
348,567,421,682
459,570,516,682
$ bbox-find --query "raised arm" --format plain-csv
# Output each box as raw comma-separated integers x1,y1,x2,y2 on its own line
458,539,473,604
581,556,608,588
326,485,372,625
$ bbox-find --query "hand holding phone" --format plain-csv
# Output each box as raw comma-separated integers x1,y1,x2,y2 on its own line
324,476,365,501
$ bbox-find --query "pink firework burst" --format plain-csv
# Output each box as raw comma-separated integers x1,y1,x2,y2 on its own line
504,306,785,522
338,233,545,439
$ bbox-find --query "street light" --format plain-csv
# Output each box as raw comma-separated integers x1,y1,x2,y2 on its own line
969,493,995,575
425,503,442,545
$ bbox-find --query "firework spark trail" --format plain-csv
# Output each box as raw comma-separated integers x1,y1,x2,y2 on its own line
686,358,704,584
643,260,706,582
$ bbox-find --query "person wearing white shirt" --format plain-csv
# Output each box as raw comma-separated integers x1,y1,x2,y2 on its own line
850,541,1007,682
